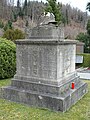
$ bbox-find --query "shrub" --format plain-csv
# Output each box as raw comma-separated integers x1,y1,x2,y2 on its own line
8,20,13,29
3,20,13,31
3,29,25,41
3,23,9,31
76,33,90,53
3,29,15,41
77,53,90,67
0,37,16,79
14,29,25,40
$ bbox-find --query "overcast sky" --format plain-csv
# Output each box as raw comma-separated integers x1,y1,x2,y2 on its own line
14,0,89,12
58,0,89,12
44,0,89,12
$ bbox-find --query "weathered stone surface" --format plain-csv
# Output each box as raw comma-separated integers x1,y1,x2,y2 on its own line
0,24,88,112
29,24,64,39
15,40,76,84
0,81,87,112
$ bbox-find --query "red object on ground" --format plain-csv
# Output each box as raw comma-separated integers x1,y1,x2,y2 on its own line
72,82,75,89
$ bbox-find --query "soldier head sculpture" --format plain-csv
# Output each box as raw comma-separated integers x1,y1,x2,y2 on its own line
29,12,64,40
40,12,56,25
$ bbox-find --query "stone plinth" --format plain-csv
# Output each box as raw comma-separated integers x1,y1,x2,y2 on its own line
0,24,88,112
29,24,64,39
15,39,76,84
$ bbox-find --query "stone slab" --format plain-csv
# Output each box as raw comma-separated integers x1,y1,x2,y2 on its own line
75,55,83,63
15,39,77,44
11,76,80,96
0,82,87,112
77,73,90,80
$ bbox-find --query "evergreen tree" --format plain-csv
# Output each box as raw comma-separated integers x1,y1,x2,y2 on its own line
16,0,24,19
17,0,21,15
86,19,90,35
76,33,90,53
45,0,62,24
23,0,28,16
86,2,90,11
17,0,20,8
86,20,90,53
66,9,69,24
76,19,90,53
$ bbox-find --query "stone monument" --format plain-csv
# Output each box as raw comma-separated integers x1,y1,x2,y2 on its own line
0,18,88,112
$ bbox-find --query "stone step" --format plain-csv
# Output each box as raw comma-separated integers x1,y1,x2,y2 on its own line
14,73,77,86
11,76,81,96
0,82,88,112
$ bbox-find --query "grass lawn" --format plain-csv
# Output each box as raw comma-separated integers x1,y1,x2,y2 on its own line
0,79,90,120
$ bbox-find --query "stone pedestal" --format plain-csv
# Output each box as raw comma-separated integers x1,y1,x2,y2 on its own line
0,24,88,112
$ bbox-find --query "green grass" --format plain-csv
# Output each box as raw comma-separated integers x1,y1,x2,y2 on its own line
0,79,90,120
0,79,11,87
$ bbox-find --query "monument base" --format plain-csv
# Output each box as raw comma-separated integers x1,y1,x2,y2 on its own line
0,77,87,112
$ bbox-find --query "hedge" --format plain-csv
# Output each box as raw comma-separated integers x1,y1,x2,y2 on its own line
3,29,25,41
77,53,90,67
0,38,16,79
